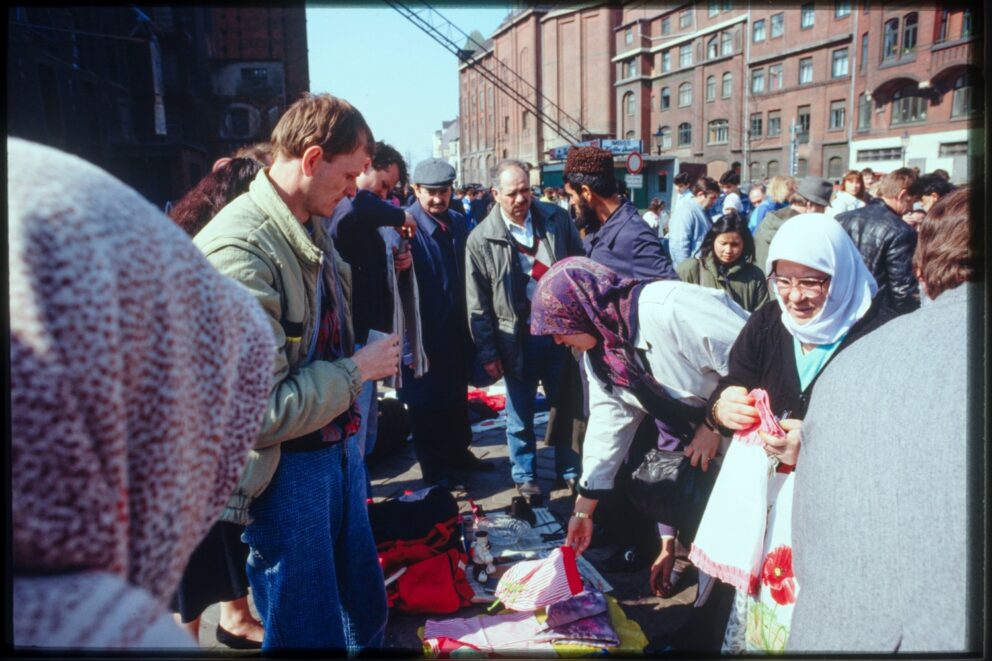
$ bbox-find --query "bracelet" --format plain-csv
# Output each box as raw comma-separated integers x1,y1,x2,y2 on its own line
708,400,723,428
571,511,591,520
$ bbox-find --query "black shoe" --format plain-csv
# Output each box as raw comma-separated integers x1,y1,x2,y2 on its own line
453,451,494,473
515,480,542,497
602,544,655,572
427,475,467,491
215,624,262,650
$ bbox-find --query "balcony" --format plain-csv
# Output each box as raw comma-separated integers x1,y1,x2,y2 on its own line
930,38,976,75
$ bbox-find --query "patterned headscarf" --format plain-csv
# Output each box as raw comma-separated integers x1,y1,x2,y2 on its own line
9,138,274,644
530,257,648,390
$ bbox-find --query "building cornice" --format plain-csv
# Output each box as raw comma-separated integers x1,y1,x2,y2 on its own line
648,13,748,54
748,32,854,66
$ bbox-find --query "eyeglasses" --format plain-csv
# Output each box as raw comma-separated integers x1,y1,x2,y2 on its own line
768,273,831,298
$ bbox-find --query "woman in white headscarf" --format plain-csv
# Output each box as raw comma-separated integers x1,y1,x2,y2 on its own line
689,213,895,653
9,138,275,649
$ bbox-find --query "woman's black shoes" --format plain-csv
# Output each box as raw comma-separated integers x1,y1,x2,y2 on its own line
215,624,262,650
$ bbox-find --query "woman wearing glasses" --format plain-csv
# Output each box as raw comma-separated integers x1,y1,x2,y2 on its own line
697,213,894,653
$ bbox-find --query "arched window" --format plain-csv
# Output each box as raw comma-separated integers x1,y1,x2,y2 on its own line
722,72,732,98
721,31,733,56
707,36,718,60
827,156,844,178
951,73,979,117
883,19,899,60
706,75,716,101
625,130,636,139
679,82,693,107
678,122,692,146
624,92,635,116
901,13,918,54
767,160,780,177
797,158,808,177
660,87,671,110
891,83,927,125
708,119,729,144
659,126,672,149
749,161,762,179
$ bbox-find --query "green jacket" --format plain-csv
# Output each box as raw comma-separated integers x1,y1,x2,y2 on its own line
676,253,770,313
194,169,362,525
753,206,800,274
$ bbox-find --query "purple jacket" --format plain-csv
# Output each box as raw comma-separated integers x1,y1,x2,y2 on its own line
583,201,677,280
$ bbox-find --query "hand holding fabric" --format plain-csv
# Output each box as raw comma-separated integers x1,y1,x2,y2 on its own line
715,386,759,430
760,418,802,466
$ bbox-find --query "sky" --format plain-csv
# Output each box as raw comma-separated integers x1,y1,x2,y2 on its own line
306,4,512,169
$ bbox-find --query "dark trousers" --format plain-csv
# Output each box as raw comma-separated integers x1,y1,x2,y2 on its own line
408,398,472,483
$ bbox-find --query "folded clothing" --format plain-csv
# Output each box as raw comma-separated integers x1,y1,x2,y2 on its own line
494,546,583,611
543,589,609,629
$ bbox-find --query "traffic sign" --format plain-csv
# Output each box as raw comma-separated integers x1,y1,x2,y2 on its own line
624,174,643,189
625,151,643,175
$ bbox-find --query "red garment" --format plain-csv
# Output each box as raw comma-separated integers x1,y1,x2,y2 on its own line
467,389,506,412
392,549,474,614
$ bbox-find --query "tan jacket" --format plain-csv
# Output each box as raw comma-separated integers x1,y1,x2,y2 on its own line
194,169,362,524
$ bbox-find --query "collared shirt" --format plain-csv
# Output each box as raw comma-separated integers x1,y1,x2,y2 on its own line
499,207,543,301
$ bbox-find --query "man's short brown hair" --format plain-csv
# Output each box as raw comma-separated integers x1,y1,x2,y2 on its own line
875,167,919,199
270,93,374,160
912,186,979,300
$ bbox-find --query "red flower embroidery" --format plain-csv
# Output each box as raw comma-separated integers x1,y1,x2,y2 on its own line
761,545,797,605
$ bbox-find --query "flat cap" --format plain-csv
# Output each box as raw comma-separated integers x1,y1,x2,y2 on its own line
796,176,835,207
564,146,613,177
412,158,456,186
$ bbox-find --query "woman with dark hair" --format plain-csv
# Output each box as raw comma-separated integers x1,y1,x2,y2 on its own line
676,209,769,312
166,157,267,648
169,158,263,238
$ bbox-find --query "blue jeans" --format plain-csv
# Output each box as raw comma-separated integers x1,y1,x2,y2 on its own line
242,436,387,652
504,333,578,484
353,379,379,458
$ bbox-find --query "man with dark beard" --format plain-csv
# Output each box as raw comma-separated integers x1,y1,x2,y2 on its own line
562,146,676,280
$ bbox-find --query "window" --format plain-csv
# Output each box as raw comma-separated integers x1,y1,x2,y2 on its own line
241,67,268,80
801,3,815,29
832,48,849,77
679,9,692,28
708,119,729,144
939,142,968,157
661,17,671,34
891,84,927,125
771,12,785,38
753,19,766,42
827,156,844,178
951,74,978,117
678,122,692,146
679,44,692,67
721,31,733,56
722,0,732,10
659,126,672,149
769,63,783,90
751,69,765,94
708,1,719,17
767,110,782,136
750,113,763,138
767,160,780,176
504,116,510,132
707,36,719,60
860,32,869,73
799,58,813,84
679,82,693,106
857,94,871,129
623,60,637,78
829,99,846,129
797,105,811,142
228,107,251,136
797,158,809,177
625,27,633,45
835,0,851,18
857,147,902,161
706,75,716,101
901,13,917,54
936,10,948,43
661,87,671,110
522,110,530,129
883,19,899,60
962,8,973,38
661,50,671,72
625,130,636,139
624,92,635,116
722,72,732,98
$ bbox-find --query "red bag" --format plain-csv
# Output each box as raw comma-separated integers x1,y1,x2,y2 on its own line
391,549,475,614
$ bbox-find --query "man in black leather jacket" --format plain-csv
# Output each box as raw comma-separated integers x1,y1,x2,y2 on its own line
835,167,922,315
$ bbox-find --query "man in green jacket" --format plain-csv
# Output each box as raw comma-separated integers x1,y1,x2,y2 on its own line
194,93,399,651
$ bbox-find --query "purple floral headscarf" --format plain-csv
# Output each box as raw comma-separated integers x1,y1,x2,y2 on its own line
530,257,647,390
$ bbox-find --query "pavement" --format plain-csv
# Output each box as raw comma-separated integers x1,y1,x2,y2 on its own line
195,389,716,654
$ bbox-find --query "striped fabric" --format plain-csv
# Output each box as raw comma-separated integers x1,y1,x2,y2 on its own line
494,546,583,612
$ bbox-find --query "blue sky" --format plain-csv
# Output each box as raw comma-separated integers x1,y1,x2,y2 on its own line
306,4,511,169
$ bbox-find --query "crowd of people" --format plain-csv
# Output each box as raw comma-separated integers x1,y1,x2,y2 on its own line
9,90,980,655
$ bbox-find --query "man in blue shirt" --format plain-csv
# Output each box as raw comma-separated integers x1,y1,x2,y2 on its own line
668,176,720,267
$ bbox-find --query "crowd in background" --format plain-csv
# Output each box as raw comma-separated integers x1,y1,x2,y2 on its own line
9,90,981,655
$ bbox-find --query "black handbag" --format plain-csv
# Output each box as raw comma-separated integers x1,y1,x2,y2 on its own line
627,448,718,546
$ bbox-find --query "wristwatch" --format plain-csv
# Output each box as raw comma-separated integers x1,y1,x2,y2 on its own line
571,511,591,520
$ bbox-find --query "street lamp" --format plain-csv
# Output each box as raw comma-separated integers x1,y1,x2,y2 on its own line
901,130,910,167
653,126,664,155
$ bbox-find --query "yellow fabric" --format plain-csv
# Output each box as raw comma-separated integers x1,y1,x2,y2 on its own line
418,595,648,657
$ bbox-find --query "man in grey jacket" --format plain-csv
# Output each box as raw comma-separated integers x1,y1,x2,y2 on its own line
194,93,399,651
466,159,584,497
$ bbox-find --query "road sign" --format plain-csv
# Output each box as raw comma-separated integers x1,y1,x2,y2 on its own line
624,174,643,189
625,151,644,174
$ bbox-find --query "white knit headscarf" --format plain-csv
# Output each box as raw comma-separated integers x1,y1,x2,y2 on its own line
766,213,877,345
9,138,274,647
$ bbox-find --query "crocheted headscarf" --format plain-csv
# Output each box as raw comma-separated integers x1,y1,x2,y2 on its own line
9,138,274,645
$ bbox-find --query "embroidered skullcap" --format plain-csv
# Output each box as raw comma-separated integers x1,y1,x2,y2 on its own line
564,146,614,177
9,138,274,644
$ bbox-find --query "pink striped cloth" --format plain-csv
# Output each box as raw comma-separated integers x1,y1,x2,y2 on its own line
424,611,555,654
494,546,584,612
689,389,784,594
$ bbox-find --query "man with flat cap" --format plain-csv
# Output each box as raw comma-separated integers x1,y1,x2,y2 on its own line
753,175,835,274
562,146,677,280
401,158,491,489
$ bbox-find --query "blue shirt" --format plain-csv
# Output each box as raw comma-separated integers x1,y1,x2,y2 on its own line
667,200,712,268
793,335,845,392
